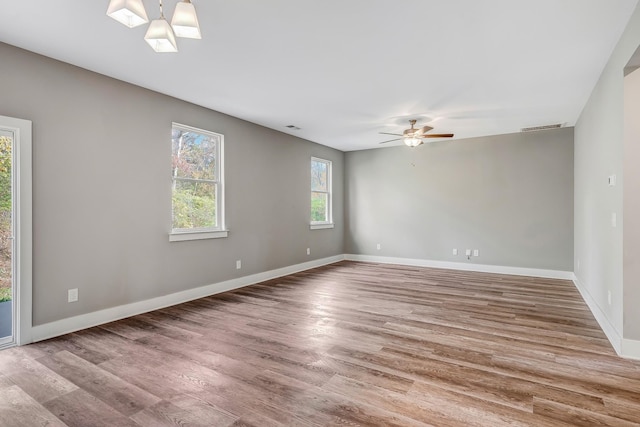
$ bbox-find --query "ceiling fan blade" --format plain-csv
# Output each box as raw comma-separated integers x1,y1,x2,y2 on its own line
378,138,402,144
423,134,454,138
416,126,434,135
378,132,403,136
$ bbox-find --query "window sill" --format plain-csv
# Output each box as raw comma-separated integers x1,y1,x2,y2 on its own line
169,230,229,242
310,223,334,230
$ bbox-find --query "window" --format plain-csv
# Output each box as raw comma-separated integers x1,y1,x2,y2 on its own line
170,123,226,241
310,157,333,229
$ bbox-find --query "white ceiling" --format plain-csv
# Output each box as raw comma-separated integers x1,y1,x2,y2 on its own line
0,1,637,151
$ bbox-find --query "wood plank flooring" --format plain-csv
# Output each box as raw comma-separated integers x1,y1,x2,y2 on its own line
1,261,640,426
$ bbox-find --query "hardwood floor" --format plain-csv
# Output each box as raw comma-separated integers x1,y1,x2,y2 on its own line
1,261,640,426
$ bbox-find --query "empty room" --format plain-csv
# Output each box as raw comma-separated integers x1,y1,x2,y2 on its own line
1,0,640,426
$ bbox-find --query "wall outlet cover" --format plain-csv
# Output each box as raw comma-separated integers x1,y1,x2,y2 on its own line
68,288,78,303
452,248,458,255
473,249,479,257
236,260,242,269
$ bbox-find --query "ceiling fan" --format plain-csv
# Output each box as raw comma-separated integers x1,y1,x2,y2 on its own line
379,119,454,147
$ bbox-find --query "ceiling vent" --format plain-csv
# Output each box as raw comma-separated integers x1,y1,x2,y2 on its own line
286,125,301,130
521,124,563,132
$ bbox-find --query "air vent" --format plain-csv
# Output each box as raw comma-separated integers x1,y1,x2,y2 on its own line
286,125,301,130
521,124,563,132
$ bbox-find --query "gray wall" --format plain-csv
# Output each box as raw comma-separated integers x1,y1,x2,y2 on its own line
0,42,344,326
575,2,640,341
345,129,574,271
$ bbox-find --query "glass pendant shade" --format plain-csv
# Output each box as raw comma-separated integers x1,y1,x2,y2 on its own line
404,137,423,147
144,18,178,52
171,1,202,39
106,0,149,28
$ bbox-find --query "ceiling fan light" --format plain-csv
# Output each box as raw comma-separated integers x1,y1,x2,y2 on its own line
144,18,178,52
171,0,202,39
106,0,149,28
404,137,422,147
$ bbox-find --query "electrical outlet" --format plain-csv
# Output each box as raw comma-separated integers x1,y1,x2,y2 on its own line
608,174,617,186
473,249,479,257
236,260,241,270
452,248,458,255
608,290,612,306
68,288,78,303
612,212,617,228
465,249,471,256
376,243,381,250
306,248,310,255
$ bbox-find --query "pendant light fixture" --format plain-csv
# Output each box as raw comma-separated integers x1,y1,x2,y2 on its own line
107,0,202,53
144,0,178,53
171,0,201,39
106,0,149,28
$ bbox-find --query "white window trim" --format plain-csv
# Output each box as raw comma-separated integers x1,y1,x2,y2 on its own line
310,156,333,229
169,123,226,242
310,223,334,230
169,230,229,242
0,115,33,347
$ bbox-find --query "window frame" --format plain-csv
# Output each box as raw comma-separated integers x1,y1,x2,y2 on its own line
310,156,334,230
169,123,227,242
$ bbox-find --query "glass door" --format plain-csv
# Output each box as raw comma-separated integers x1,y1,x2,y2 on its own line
0,128,13,345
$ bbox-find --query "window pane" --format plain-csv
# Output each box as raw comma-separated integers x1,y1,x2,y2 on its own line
172,180,216,229
311,160,328,192
0,134,11,301
172,128,218,180
311,192,328,222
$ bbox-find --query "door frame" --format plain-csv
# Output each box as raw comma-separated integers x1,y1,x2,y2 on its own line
0,115,32,348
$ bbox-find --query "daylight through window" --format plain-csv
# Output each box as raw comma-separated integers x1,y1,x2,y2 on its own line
171,124,224,235
311,157,332,226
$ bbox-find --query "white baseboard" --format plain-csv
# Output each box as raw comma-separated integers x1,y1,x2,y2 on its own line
572,275,640,360
344,254,574,280
572,275,623,354
30,255,345,343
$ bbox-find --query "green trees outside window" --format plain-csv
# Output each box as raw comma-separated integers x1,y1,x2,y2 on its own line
0,136,11,302
171,125,223,231
311,157,332,224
